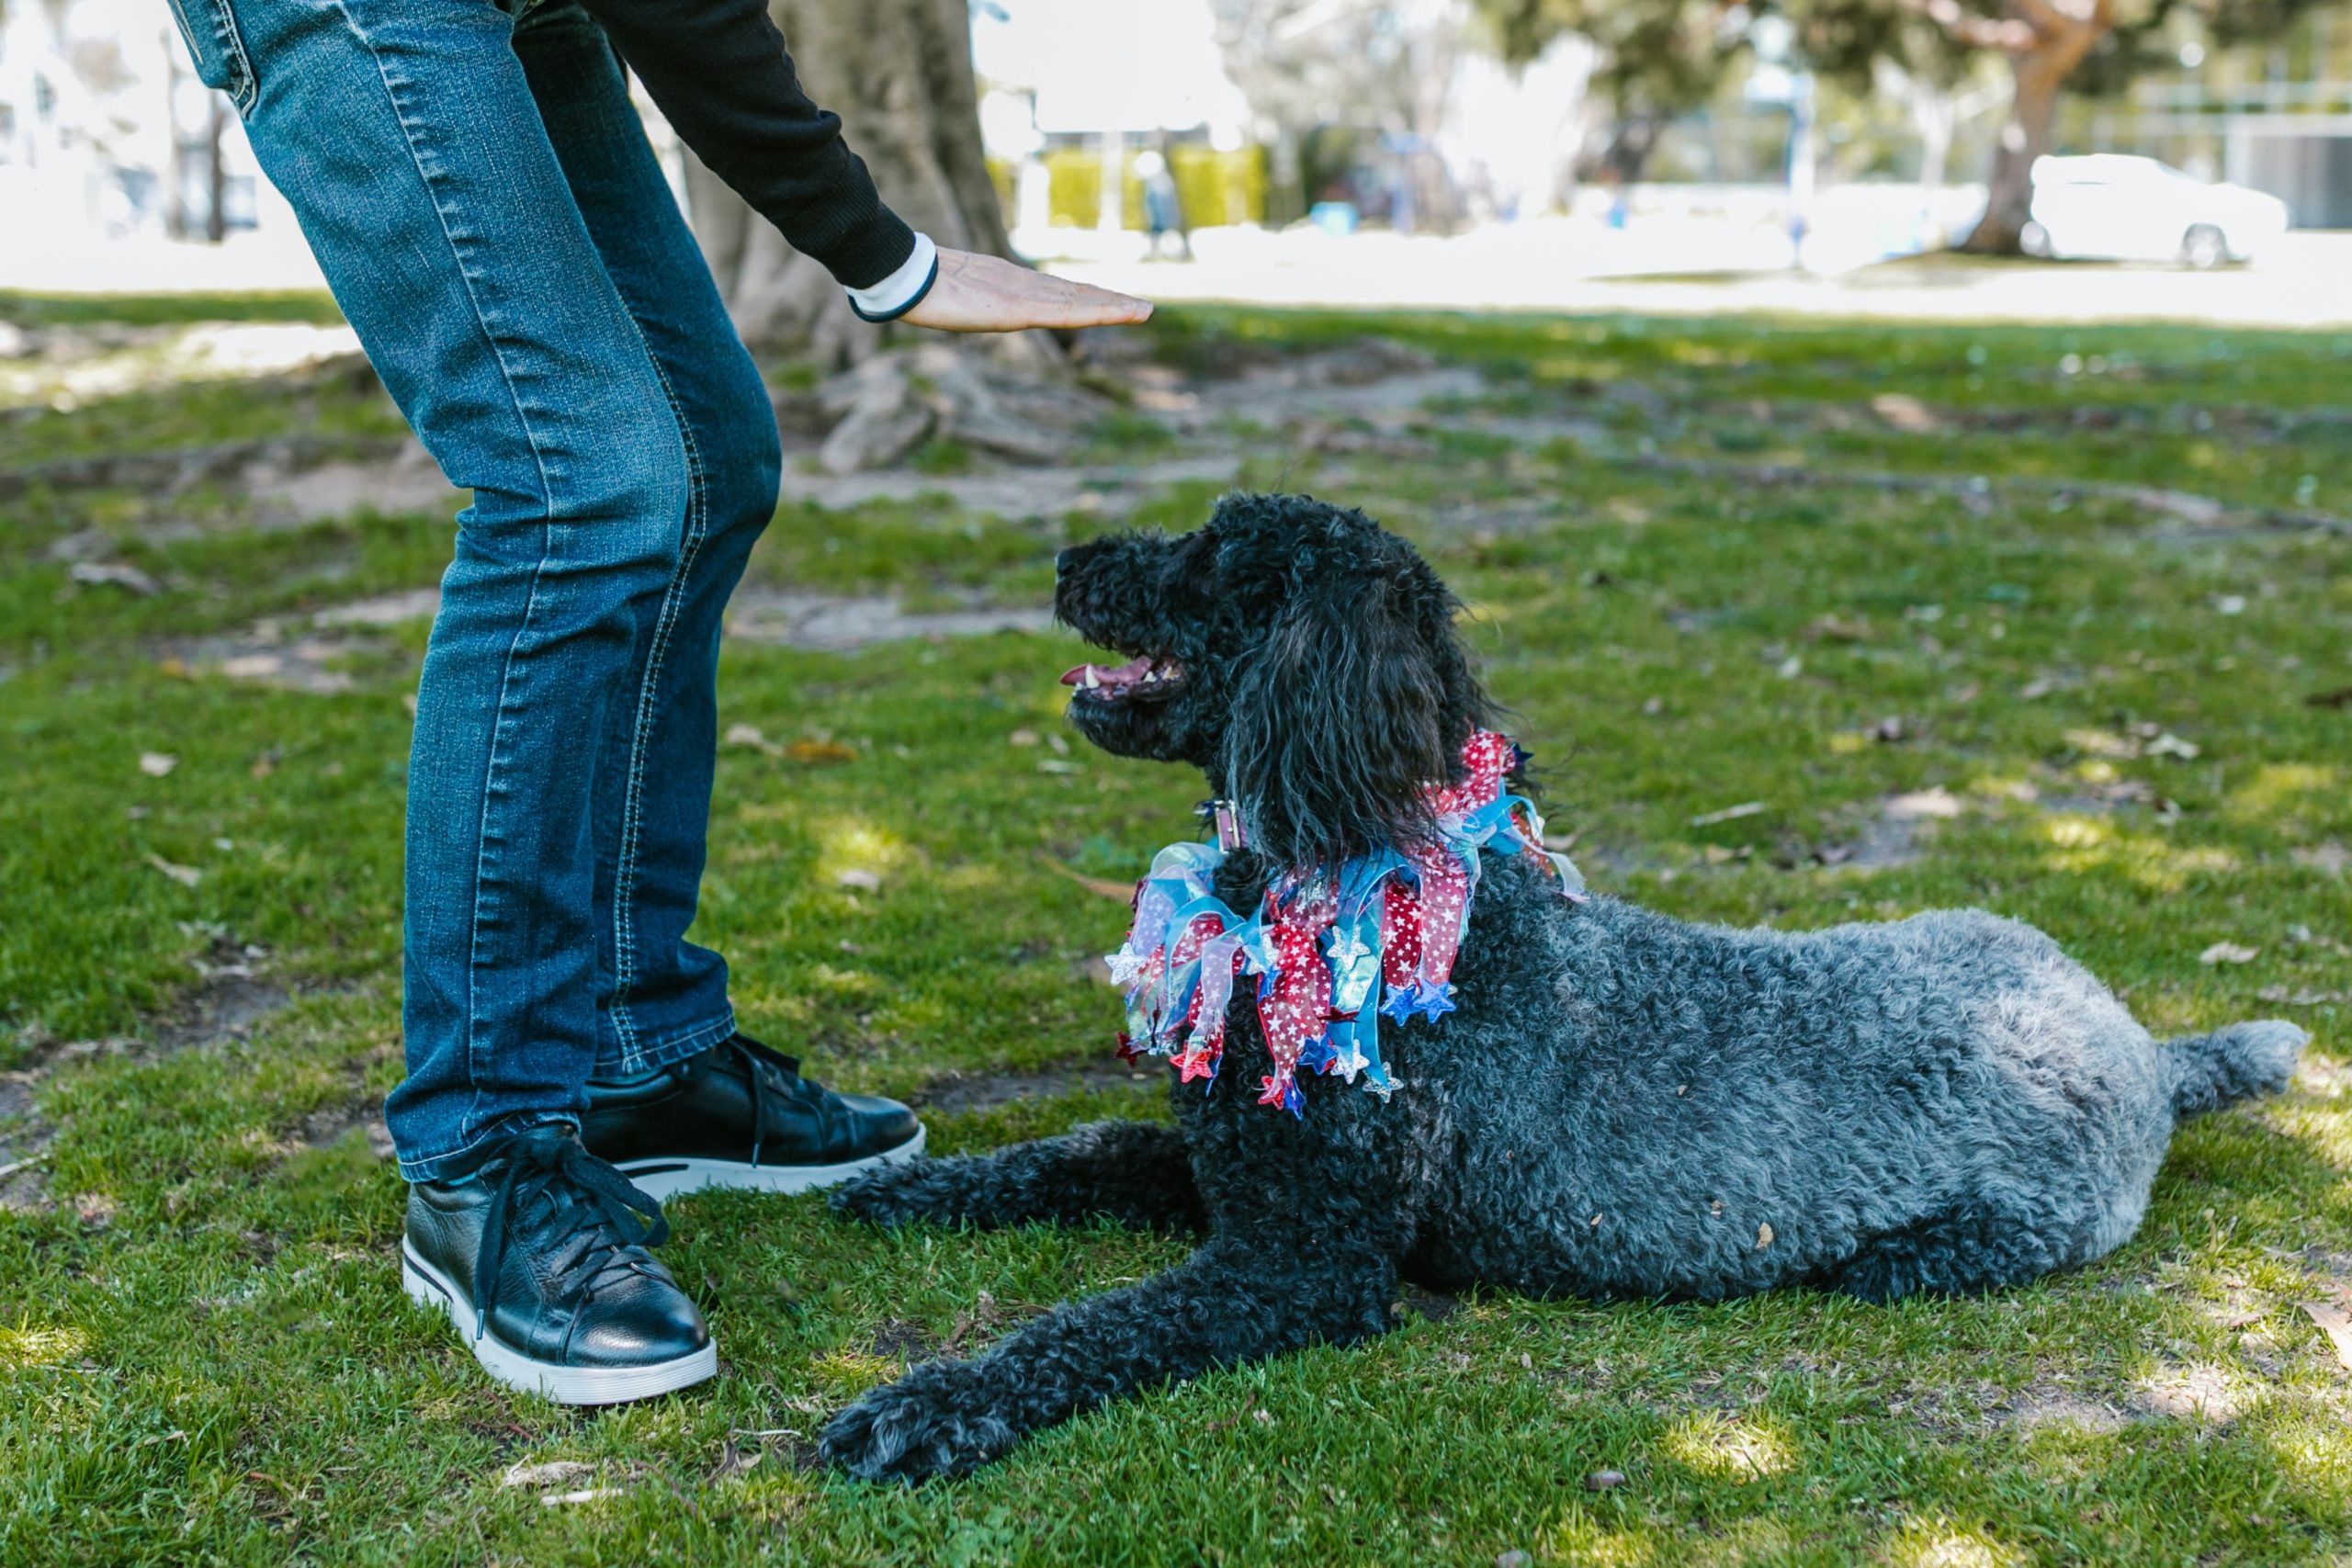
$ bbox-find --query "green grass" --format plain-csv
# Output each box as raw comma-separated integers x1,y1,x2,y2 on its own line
2,300,2350,1564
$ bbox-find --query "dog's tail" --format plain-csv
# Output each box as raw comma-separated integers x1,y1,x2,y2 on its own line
2164,1020,2307,1119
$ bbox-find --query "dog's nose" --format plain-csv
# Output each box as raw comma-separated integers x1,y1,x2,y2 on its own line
1055,547,1077,578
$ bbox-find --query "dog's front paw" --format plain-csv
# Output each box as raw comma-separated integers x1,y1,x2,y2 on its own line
830,1158,964,1229
819,1363,1017,1483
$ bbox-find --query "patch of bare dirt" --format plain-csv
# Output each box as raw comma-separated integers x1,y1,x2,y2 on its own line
241,439,459,525
910,1059,1163,1115
0,1069,51,1212
175,583,1057,695
2003,1392,2130,1435
726,589,1053,650
775,454,1239,520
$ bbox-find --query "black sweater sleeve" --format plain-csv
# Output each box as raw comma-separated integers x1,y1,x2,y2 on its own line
577,0,917,289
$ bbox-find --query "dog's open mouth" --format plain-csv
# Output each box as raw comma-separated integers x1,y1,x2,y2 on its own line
1059,654,1187,702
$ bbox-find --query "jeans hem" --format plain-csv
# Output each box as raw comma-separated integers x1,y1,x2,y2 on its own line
601,1007,738,1079
397,1110,579,1184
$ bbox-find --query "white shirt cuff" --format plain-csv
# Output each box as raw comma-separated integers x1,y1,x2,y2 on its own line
846,231,939,322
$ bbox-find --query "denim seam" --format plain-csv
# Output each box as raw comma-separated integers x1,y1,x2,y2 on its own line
616,1008,740,1082
165,0,258,116
327,0,560,1151
605,348,711,1072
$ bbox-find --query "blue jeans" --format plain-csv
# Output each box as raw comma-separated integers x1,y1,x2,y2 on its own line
171,0,783,1179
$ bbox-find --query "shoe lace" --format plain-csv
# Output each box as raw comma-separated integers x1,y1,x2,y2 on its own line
717,1034,831,1170
472,1127,671,1339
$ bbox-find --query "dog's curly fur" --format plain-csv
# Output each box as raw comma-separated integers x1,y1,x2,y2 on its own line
817,492,2306,1483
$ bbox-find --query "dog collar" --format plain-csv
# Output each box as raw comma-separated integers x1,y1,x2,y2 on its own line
1109,730,1584,1116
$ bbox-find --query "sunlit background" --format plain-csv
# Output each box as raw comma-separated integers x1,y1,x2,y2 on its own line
5,0,2351,321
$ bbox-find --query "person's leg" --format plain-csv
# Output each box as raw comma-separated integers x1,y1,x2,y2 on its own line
504,2,923,1198
218,0,692,1179
503,0,775,1076
193,0,721,1401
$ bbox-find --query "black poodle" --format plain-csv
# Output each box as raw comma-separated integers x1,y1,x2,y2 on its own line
817,492,2302,1483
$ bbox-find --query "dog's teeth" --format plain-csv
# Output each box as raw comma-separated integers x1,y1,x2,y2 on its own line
1083,666,1101,688
1143,668,1159,682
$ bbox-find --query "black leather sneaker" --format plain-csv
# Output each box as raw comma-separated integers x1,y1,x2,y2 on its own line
582,1032,923,1201
401,1126,716,1405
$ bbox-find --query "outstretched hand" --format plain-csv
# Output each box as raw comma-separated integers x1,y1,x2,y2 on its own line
902,248,1151,333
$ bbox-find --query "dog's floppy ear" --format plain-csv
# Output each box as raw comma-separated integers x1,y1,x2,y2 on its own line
1220,555,1472,868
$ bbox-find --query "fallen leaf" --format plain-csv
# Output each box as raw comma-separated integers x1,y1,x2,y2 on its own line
1037,759,1082,775
1044,858,1135,902
71,560,158,596
707,1441,763,1483
723,723,781,757
1886,787,1963,821
1870,393,1939,434
541,1488,623,1507
1008,728,1040,747
784,739,858,765
139,752,177,777
1690,801,1766,828
2145,732,2200,761
1581,1470,1628,1492
2299,1297,2352,1371
144,853,201,888
2200,942,2260,965
2018,677,2058,701
501,1461,596,1490
1776,655,1804,679
833,868,882,892
1755,1222,1775,1250
1802,614,1871,643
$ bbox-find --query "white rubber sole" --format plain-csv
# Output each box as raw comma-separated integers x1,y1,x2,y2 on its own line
612,1123,927,1201
400,1243,718,1405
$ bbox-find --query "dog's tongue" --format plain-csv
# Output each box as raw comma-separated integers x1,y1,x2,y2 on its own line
1060,656,1155,689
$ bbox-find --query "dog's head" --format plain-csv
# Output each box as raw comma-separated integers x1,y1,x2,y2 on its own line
1054,492,1495,868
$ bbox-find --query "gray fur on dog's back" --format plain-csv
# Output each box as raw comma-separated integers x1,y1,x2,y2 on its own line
1404,864,2288,1303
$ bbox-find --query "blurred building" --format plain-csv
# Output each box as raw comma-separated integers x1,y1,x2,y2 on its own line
0,0,299,247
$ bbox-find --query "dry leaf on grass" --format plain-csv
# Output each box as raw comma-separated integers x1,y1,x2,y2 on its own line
1044,858,1135,902
2200,942,2261,965
1690,801,1766,828
138,752,176,777
723,723,782,758
144,853,201,888
2298,1297,2352,1371
833,868,882,892
784,738,858,764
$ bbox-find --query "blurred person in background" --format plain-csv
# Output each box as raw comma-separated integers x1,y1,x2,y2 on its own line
1136,146,1193,261
163,0,1148,1404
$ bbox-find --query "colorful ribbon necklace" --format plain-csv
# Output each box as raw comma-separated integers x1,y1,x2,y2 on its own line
1108,730,1584,1115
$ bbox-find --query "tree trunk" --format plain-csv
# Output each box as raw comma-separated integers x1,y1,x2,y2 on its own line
1958,14,2107,255
685,0,1017,359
